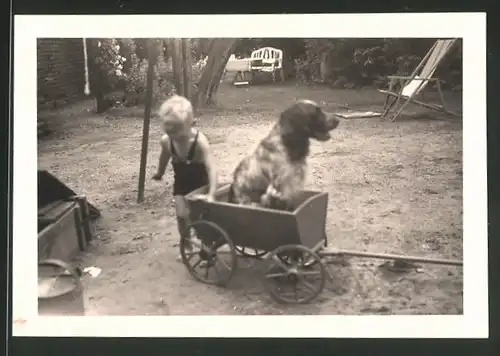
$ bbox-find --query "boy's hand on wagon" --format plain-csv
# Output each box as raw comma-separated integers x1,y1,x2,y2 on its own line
192,194,214,202
205,194,214,202
152,173,163,181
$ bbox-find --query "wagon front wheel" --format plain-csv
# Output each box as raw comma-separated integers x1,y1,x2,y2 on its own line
180,220,237,287
262,245,326,304
277,248,321,268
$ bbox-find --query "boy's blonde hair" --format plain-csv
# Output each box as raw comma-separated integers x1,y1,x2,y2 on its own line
158,95,194,125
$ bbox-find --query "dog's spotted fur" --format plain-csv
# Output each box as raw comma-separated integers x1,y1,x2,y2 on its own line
228,100,339,210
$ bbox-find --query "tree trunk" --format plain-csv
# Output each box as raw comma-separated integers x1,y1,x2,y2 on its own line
193,38,237,109
320,51,331,83
86,38,108,113
169,38,184,96
202,38,216,58
181,38,193,100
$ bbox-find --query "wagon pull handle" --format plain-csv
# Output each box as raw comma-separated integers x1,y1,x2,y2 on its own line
323,248,463,267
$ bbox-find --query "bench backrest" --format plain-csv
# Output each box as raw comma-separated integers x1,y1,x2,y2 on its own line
250,47,283,69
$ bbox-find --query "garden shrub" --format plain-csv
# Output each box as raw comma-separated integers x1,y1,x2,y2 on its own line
94,38,213,107
94,39,127,92
295,38,462,90
121,53,176,106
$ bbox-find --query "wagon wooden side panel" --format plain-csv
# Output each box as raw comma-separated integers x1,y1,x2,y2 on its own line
187,184,301,251
293,191,329,249
186,184,329,251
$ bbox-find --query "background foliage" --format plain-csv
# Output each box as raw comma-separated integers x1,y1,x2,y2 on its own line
93,38,462,106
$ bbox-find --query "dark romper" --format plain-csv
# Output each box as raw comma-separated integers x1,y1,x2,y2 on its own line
171,131,209,238
171,130,209,196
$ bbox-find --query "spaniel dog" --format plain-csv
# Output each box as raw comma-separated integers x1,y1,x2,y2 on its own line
228,100,339,211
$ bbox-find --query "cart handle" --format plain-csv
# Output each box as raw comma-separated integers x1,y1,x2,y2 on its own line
321,248,463,267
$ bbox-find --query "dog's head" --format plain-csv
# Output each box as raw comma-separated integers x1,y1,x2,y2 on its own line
279,100,339,143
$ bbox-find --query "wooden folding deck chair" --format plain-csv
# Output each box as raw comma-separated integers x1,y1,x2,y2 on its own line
378,39,460,122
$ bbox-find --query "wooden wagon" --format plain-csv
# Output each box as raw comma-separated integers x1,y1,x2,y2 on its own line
180,184,462,304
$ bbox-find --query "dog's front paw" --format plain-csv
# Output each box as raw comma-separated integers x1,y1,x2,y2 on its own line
260,193,272,206
261,185,284,207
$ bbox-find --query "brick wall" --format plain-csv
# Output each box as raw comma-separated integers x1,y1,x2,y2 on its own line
37,38,87,110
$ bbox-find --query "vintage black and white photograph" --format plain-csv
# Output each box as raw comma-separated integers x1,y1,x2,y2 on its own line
13,14,487,338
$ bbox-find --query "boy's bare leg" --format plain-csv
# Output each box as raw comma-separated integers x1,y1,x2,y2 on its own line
174,195,211,266
174,195,192,251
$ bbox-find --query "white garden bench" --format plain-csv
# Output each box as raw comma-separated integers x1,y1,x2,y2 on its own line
250,47,285,83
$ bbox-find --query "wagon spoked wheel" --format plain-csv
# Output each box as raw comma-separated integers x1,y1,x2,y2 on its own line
180,220,237,287
277,249,320,268
235,246,268,259
262,244,326,304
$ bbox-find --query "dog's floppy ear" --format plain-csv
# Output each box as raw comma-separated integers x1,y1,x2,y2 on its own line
279,103,310,137
279,103,311,161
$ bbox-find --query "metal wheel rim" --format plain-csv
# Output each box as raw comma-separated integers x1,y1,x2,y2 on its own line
276,247,321,268
263,244,326,304
180,220,237,287
235,246,268,259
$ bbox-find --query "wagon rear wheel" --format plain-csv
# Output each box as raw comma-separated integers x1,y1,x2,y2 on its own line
235,246,268,259
262,245,326,304
180,220,237,287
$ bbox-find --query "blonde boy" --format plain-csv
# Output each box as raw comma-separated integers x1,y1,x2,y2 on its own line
152,95,217,244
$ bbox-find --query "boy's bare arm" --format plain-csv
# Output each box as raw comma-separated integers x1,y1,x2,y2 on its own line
197,133,217,197
152,135,171,180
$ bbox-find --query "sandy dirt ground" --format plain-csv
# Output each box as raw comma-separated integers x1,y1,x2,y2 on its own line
37,83,463,315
